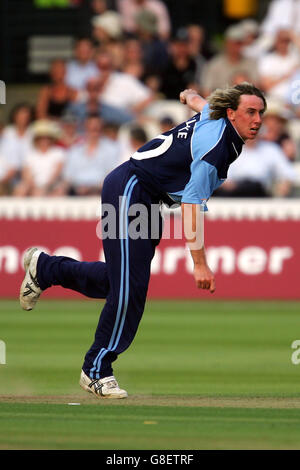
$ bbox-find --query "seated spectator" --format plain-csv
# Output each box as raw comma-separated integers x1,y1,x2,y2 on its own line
117,0,171,40
239,19,261,60
91,0,110,16
94,49,154,117
65,38,99,91
159,115,176,134
36,60,77,120
87,0,115,37
91,11,124,70
68,77,134,126
187,23,215,61
56,114,119,196
143,74,162,97
236,2,297,63
122,38,145,80
119,124,148,164
260,0,300,46
56,112,84,149
102,122,120,141
13,120,65,197
261,101,297,162
134,9,169,77
213,138,296,198
121,32,164,95
160,28,198,100
258,29,300,103
0,103,34,194
201,24,258,96
92,11,123,45
186,24,208,83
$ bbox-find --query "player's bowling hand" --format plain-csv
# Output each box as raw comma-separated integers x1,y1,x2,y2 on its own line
180,89,198,105
193,264,216,293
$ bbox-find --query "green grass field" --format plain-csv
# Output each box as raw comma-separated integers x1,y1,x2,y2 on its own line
1,299,300,449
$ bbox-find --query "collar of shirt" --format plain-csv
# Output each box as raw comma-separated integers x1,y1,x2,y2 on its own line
225,117,245,163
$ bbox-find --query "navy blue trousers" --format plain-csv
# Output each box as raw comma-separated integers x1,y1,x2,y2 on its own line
37,162,162,379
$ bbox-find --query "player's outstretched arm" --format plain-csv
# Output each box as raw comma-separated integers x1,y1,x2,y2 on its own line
181,203,215,293
179,89,208,113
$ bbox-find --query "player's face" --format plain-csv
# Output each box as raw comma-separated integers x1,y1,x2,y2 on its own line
227,95,265,141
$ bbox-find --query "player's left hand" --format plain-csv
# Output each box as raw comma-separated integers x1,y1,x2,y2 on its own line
193,264,216,293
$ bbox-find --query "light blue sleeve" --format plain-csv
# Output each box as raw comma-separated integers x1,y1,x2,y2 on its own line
181,159,223,210
200,103,210,121
191,110,226,162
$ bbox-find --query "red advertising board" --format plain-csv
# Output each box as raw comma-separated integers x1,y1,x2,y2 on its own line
0,210,299,299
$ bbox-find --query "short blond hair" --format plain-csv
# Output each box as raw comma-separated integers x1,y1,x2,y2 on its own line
207,82,266,120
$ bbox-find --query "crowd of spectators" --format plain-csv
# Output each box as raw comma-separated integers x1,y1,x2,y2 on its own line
0,0,300,198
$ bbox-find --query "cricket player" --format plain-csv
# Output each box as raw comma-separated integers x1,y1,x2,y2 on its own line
20,83,266,398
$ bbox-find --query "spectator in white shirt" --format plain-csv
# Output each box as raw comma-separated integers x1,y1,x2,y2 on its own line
261,0,300,38
121,38,145,80
65,38,99,91
247,0,300,61
69,77,135,127
214,138,296,198
13,120,65,197
95,49,154,117
0,103,34,194
57,114,120,196
258,29,300,103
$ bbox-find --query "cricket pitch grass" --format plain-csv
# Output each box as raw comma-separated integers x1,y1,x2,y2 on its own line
1,299,300,449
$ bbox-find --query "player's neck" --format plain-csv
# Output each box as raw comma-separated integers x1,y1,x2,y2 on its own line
230,121,245,143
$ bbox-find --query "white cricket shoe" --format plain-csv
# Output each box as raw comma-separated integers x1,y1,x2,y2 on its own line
20,247,43,311
79,369,128,399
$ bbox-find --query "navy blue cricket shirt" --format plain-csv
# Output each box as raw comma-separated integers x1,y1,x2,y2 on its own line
129,104,245,209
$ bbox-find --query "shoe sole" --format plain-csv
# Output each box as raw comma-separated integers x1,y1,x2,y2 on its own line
19,278,34,311
79,380,128,399
20,248,41,311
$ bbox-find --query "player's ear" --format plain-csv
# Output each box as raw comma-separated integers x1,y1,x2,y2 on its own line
226,108,235,122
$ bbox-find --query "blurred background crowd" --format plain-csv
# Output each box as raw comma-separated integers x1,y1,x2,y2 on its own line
1,0,300,198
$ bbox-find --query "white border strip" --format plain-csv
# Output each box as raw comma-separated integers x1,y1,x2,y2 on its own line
0,197,300,221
